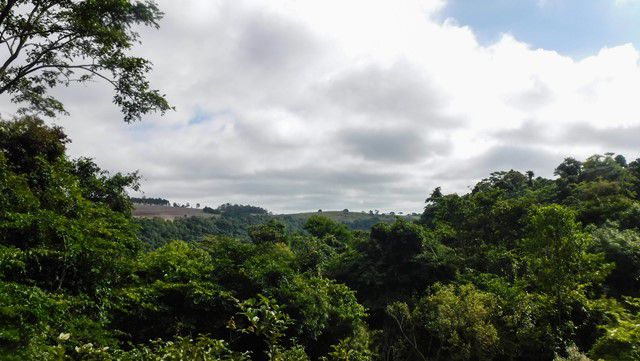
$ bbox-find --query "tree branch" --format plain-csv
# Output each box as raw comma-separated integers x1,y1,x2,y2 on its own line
0,0,44,74
0,0,19,30
0,32,80,93
388,310,428,361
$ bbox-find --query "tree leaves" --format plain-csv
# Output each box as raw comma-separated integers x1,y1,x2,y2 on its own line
0,0,171,122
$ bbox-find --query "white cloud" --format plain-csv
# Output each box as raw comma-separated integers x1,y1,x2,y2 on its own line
615,0,640,5
4,0,640,213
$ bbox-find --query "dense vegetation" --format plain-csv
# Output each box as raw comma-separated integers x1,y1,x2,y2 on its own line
131,197,171,206
135,214,291,248
2,118,640,360
203,204,270,217
135,210,401,248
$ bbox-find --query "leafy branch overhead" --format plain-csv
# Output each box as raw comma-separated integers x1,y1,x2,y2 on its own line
0,0,172,122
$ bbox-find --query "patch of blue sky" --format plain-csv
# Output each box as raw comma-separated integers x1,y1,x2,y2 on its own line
125,109,232,142
439,0,640,58
188,108,215,125
187,108,233,126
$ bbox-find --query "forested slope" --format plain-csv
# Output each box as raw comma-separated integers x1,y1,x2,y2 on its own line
2,118,640,360
135,210,406,248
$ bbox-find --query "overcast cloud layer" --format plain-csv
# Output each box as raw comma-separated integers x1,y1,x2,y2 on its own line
3,0,640,213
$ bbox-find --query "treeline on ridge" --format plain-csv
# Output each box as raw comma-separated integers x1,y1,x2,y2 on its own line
131,197,171,206
203,203,270,216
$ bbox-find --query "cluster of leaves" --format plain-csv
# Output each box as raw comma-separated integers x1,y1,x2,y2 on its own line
4,117,640,360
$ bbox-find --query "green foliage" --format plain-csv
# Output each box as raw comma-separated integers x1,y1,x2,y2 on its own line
0,282,57,358
321,325,373,361
304,216,352,243
515,205,612,354
229,295,302,360
0,0,171,122
592,226,640,297
328,218,456,327
4,119,640,361
554,345,593,361
136,215,273,248
120,336,250,361
519,205,610,298
130,197,170,206
210,203,270,217
387,283,499,361
0,117,140,296
112,241,236,343
248,219,288,244
50,335,250,361
275,275,366,354
588,297,640,361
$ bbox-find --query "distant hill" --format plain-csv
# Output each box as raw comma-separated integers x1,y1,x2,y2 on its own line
133,205,416,225
282,210,414,221
133,206,418,248
132,204,213,220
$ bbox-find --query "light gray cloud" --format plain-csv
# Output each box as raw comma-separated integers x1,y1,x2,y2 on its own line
495,120,640,159
494,120,552,145
236,12,320,73
563,123,640,152
4,0,640,214
324,64,456,127
433,145,562,182
338,127,450,163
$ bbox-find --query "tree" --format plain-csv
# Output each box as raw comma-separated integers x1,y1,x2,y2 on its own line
0,117,140,295
526,170,535,186
521,205,609,299
0,0,171,122
519,205,612,351
615,154,628,168
248,219,287,245
426,186,443,203
387,283,499,361
304,215,351,243
555,158,582,180
0,117,141,357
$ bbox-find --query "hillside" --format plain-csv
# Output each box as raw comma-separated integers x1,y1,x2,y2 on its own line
133,205,415,224
132,204,213,220
282,210,415,222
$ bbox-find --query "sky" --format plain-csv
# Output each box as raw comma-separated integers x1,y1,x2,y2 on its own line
3,0,640,213
441,0,640,58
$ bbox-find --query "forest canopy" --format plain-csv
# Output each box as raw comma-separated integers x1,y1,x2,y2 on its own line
2,117,640,360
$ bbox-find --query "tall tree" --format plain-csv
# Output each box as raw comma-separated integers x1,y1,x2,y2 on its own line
0,0,171,122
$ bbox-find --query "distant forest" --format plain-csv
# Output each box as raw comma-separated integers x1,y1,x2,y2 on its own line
203,203,270,216
136,210,394,248
3,118,640,360
131,197,171,206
